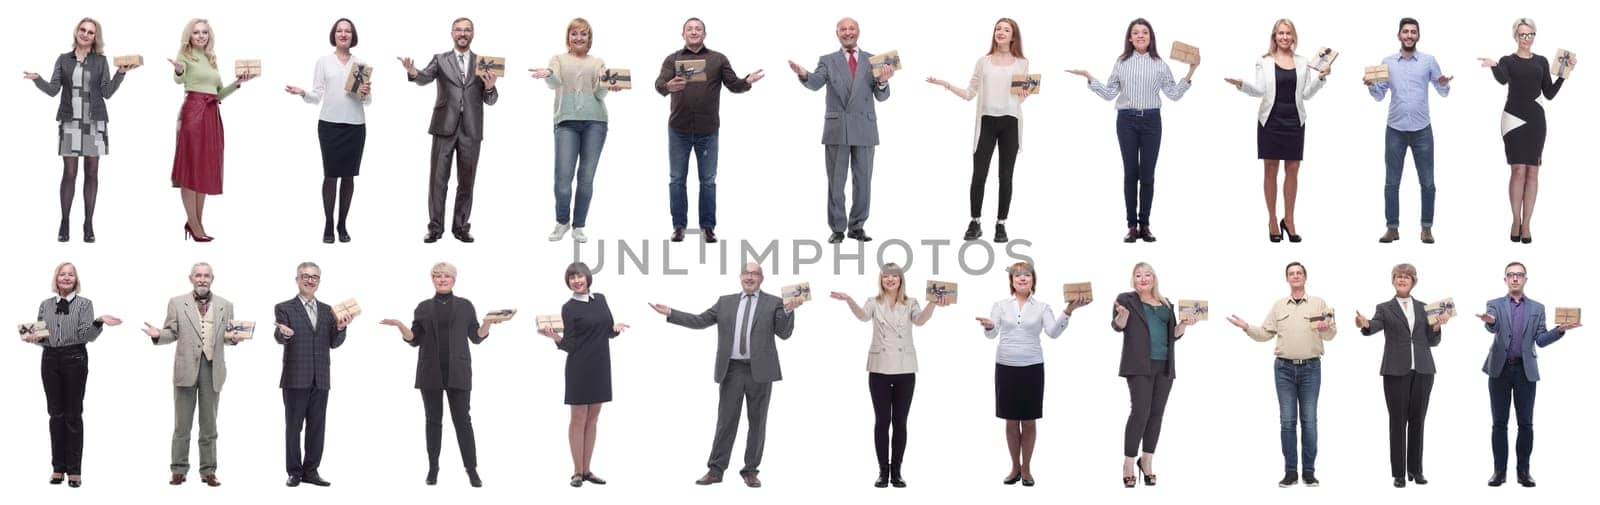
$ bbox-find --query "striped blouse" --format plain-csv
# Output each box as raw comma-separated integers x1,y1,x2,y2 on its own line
33,294,103,348
1086,52,1191,110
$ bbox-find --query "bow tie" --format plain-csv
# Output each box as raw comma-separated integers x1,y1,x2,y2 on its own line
1289,299,1306,305
55,299,71,314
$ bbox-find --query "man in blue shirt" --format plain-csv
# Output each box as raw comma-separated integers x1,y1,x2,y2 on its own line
1366,18,1452,244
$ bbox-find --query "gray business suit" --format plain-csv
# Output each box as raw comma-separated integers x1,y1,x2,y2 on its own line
798,49,891,233
666,291,796,476
150,293,236,477
409,50,499,235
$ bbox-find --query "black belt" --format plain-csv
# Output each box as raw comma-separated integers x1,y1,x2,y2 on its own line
43,344,87,353
1506,357,1524,366
1278,357,1319,365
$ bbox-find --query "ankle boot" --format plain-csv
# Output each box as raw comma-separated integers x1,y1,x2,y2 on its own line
889,462,906,488
874,464,889,488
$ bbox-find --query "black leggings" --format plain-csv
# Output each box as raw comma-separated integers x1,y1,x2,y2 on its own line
971,115,1019,220
869,372,916,466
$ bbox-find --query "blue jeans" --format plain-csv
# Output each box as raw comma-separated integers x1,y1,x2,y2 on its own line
1116,109,1162,228
1383,126,1436,228
553,120,608,227
667,128,719,229
1489,362,1537,473
1274,359,1321,472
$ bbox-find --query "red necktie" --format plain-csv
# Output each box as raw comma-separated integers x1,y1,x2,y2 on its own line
848,49,857,77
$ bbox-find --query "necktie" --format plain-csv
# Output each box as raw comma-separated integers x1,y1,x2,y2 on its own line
305,300,318,331
847,49,857,77
739,294,757,356
459,53,468,83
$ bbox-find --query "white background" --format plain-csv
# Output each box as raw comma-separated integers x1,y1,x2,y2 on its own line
4,0,1594,503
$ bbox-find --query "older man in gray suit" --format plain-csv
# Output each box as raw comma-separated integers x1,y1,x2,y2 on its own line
141,262,246,487
401,17,500,244
651,262,803,488
789,18,893,244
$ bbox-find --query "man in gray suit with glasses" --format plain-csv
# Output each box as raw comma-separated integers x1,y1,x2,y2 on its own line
650,262,804,488
789,17,894,244
401,17,500,244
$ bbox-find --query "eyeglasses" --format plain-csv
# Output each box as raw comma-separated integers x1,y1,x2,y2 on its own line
1517,33,1536,40
1505,272,1527,279
298,274,321,282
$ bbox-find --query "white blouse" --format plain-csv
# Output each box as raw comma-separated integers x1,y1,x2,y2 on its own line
962,56,1028,152
299,53,371,124
984,295,1069,366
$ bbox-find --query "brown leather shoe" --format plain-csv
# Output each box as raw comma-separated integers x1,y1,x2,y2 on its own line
694,471,723,485
169,474,186,485
202,474,222,487
740,472,762,488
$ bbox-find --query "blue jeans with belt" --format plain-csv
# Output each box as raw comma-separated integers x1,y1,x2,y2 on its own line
553,120,609,228
1383,126,1436,228
1275,358,1321,473
1116,109,1162,229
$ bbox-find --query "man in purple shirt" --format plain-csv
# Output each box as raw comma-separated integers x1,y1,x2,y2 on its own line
1365,18,1452,244
1475,261,1580,487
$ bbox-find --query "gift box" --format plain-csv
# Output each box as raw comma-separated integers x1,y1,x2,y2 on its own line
1010,73,1041,94
781,283,812,304
1554,49,1576,79
17,321,49,339
484,309,517,324
1364,64,1389,83
1170,41,1200,65
869,50,901,79
1178,300,1209,321
344,63,372,93
925,280,958,304
1424,298,1456,326
599,68,632,89
113,55,144,67
474,55,505,78
536,314,564,333
1555,307,1581,325
234,59,261,79
1063,282,1093,304
332,299,362,320
674,59,708,82
1308,47,1339,72
225,320,255,340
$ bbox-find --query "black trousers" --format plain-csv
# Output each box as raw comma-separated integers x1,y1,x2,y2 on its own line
43,345,88,474
1382,371,1434,477
421,388,477,470
1124,359,1173,458
971,115,1020,220
868,372,916,467
283,388,329,477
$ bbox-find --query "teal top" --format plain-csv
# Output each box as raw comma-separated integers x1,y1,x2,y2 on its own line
1143,303,1172,360
173,50,239,100
543,53,609,124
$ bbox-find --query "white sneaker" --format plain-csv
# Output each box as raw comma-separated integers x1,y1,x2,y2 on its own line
549,223,571,241
572,228,588,243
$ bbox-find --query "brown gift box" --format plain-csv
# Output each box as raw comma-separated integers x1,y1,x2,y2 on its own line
113,55,144,67
869,50,901,79
1554,49,1576,79
18,321,49,339
925,281,958,304
1424,298,1456,326
225,320,255,340
1554,307,1581,326
674,59,708,82
332,299,362,320
474,56,505,78
781,283,812,304
234,59,261,79
1364,64,1390,83
344,63,372,93
1170,41,1200,65
536,315,564,333
1309,47,1339,72
1011,74,1042,95
1063,282,1093,304
1178,300,1209,321
599,68,632,89
484,309,517,324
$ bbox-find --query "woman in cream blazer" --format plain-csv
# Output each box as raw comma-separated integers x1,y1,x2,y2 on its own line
1225,19,1329,243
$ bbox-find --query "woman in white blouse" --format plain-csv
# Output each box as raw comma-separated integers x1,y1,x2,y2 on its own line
285,18,371,244
976,262,1088,486
830,263,946,488
927,18,1030,244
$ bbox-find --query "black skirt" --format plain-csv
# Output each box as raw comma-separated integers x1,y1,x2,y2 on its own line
1256,103,1305,161
995,363,1044,420
317,120,366,177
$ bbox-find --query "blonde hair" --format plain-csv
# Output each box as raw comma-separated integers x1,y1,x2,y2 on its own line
1130,262,1168,306
1512,18,1536,37
53,262,81,294
431,262,458,277
74,18,105,54
1391,263,1418,284
1006,261,1035,295
177,18,217,68
566,18,593,54
1264,18,1298,57
876,263,908,305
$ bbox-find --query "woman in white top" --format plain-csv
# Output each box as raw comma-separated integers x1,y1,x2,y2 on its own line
285,18,371,244
976,262,1088,486
1224,19,1329,243
830,263,946,488
529,18,624,244
927,18,1030,244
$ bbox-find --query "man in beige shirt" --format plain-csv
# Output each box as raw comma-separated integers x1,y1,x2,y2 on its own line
1226,262,1336,488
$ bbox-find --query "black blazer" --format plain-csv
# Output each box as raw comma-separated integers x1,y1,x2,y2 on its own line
408,294,485,390
33,52,125,122
1111,292,1181,378
1360,298,1443,375
273,298,348,390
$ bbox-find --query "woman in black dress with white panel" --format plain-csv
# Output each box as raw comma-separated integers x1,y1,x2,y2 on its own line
1479,18,1572,244
539,262,627,487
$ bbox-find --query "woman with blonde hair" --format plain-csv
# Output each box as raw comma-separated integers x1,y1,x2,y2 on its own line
20,262,124,487
830,263,948,487
168,18,255,242
1224,19,1329,242
1478,18,1572,244
1112,262,1198,487
530,18,624,244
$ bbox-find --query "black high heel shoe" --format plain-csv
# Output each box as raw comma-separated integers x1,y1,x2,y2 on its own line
1407,472,1427,485
1139,463,1156,486
323,223,336,244
1123,472,1137,488
83,222,95,243
58,219,70,242
1003,471,1022,485
337,223,351,243
1280,219,1301,243
425,467,439,486
50,474,65,485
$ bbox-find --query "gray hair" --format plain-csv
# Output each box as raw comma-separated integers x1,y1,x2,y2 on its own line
190,262,213,276
431,262,457,277
296,261,321,275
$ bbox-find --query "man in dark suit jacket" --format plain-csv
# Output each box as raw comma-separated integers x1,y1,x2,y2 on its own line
651,262,803,488
272,262,350,487
1476,262,1579,487
789,18,893,244
1356,263,1449,488
401,17,500,244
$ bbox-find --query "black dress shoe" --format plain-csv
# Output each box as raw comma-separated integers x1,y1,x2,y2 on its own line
301,475,331,487
1408,472,1427,485
702,228,718,243
323,223,336,244
671,228,685,242
67,478,81,488
740,472,762,488
1279,471,1298,487
1004,471,1022,485
582,472,606,485
695,472,723,485
1488,471,1506,487
286,475,302,487
828,232,845,244
993,223,1009,243
1302,471,1319,487
963,221,982,241
847,229,872,242
82,222,95,243
1124,228,1139,243
1138,228,1157,243
453,230,476,243
337,224,351,243
1394,477,1406,488
1021,477,1035,487
570,474,585,487
425,467,439,485
51,474,65,485
423,232,442,244
1516,472,1536,487
466,468,482,487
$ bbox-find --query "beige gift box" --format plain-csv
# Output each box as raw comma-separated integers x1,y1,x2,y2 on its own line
1424,298,1456,326
332,299,362,321
484,309,518,324
1011,73,1042,95
225,320,255,340
1309,47,1339,72
344,63,372,93
1364,64,1390,83
674,59,708,82
869,50,901,79
925,281,958,304
234,59,261,79
1170,41,1200,65
1063,282,1093,304
1178,300,1209,321
536,315,564,333
474,55,505,78
113,55,144,67
1554,49,1576,79
599,68,632,89
1554,307,1581,326
781,283,813,304
18,321,49,339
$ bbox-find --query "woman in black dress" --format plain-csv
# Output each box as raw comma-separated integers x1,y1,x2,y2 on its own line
1225,19,1328,243
1479,18,1571,244
539,262,627,487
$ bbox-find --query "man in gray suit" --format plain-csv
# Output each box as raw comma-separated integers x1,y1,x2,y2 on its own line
650,262,803,488
401,17,500,244
788,18,893,244
141,262,246,487
1476,261,1580,487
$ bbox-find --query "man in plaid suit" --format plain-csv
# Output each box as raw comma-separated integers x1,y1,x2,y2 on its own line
273,262,352,487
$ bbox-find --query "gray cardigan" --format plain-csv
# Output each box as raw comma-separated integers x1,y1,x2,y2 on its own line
34,295,104,347
33,52,125,122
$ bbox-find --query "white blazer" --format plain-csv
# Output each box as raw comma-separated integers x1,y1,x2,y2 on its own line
1237,54,1326,126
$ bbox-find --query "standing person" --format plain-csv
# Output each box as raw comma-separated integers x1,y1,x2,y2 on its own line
1223,19,1328,243
828,263,948,488
1475,262,1580,487
974,262,1085,487
1066,18,1197,243
1478,19,1571,244
23,18,136,243
170,19,255,242
529,19,623,244
538,262,628,487
140,262,244,487
1367,18,1452,244
1224,262,1337,487
378,262,503,487
286,18,372,244
654,17,765,244
400,17,500,244
1355,263,1449,487
788,17,894,244
1111,262,1199,487
272,262,351,487
649,262,804,488
20,262,123,487
926,18,1031,243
